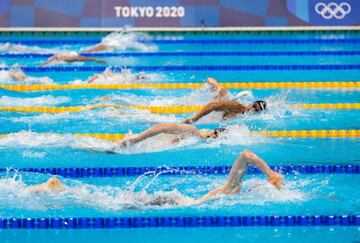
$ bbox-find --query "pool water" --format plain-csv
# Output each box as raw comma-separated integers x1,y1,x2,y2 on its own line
0,30,359,242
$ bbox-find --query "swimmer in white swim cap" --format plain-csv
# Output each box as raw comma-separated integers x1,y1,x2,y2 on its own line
183,77,266,124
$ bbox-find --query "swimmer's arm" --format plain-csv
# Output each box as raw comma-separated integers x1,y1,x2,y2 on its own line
193,187,223,204
207,77,229,101
119,123,199,145
182,102,221,124
82,44,108,53
70,56,107,64
223,112,238,120
87,74,99,84
194,150,284,204
27,184,46,193
40,56,56,67
224,150,283,193
9,71,26,81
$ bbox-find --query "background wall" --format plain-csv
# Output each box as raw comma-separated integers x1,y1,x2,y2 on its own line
0,0,359,28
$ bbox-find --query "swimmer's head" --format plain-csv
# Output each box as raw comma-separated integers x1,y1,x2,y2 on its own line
45,177,66,193
200,127,225,139
252,100,266,112
135,73,146,81
46,177,62,188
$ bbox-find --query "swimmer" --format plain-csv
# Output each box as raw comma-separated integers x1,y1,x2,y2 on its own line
82,30,155,53
9,70,26,81
82,43,109,53
27,150,283,206
206,77,254,102
117,123,225,147
86,68,146,84
182,77,266,124
40,53,107,67
27,177,67,194
182,99,266,124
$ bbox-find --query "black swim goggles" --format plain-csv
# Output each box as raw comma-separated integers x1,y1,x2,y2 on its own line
207,127,226,138
252,100,267,112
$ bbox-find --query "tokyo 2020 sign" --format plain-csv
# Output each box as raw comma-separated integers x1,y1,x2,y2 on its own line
0,0,359,27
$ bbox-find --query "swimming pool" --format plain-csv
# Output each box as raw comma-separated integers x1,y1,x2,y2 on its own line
0,29,359,242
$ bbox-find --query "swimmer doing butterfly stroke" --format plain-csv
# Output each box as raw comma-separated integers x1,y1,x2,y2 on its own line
28,150,283,206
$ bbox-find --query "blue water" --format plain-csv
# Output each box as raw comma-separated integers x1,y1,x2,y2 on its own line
0,30,359,242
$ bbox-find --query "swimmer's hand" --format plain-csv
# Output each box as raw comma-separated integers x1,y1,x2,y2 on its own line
117,138,133,148
268,172,284,190
182,118,193,124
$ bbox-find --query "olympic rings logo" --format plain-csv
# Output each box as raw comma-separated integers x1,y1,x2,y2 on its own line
315,2,351,19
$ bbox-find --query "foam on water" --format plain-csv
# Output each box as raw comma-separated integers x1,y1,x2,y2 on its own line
0,43,62,54
9,108,178,125
0,124,264,154
0,172,193,212
93,85,254,107
0,95,70,107
71,68,167,84
83,30,157,52
0,70,54,84
0,171,310,212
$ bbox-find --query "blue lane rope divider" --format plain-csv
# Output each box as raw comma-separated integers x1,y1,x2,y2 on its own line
1,51,360,58
0,215,358,228
1,65,360,72
1,39,360,45
2,165,359,178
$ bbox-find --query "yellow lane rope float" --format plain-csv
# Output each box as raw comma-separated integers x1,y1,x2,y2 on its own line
0,81,359,92
0,103,359,114
0,130,358,142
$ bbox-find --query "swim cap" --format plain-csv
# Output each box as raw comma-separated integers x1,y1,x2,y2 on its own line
252,100,266,112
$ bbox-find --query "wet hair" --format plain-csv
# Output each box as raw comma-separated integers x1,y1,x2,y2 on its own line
148,196,179,206
253,100,266,112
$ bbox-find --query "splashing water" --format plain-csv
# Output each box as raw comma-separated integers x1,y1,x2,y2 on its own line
0,95,70,107
0,70,55,84
72,68,167,85
86,30,157,52
9,108,178,125
0,43,62,54
0,124,265,154
0,170,311,212
93,85,254,106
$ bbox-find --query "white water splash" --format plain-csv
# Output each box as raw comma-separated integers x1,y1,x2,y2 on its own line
0,95,70,107
82,30,157,52
0,171,311,212
72,68,167,84
0,70,55,84
0,124,264,154
10,108,178,125
0,43,62,54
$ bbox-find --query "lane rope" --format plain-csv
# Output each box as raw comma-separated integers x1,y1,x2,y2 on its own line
0,103,359,114
1,65,360,72
0,215,358,228
2,50,360,58
3,165,359,178
0,130,358,141
2,38,360,45
0,81,359,92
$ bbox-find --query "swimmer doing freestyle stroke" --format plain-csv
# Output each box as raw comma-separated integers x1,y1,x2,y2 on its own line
183,77,267,124
115,123,225,148
27,149,284,206
40,52,107,67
